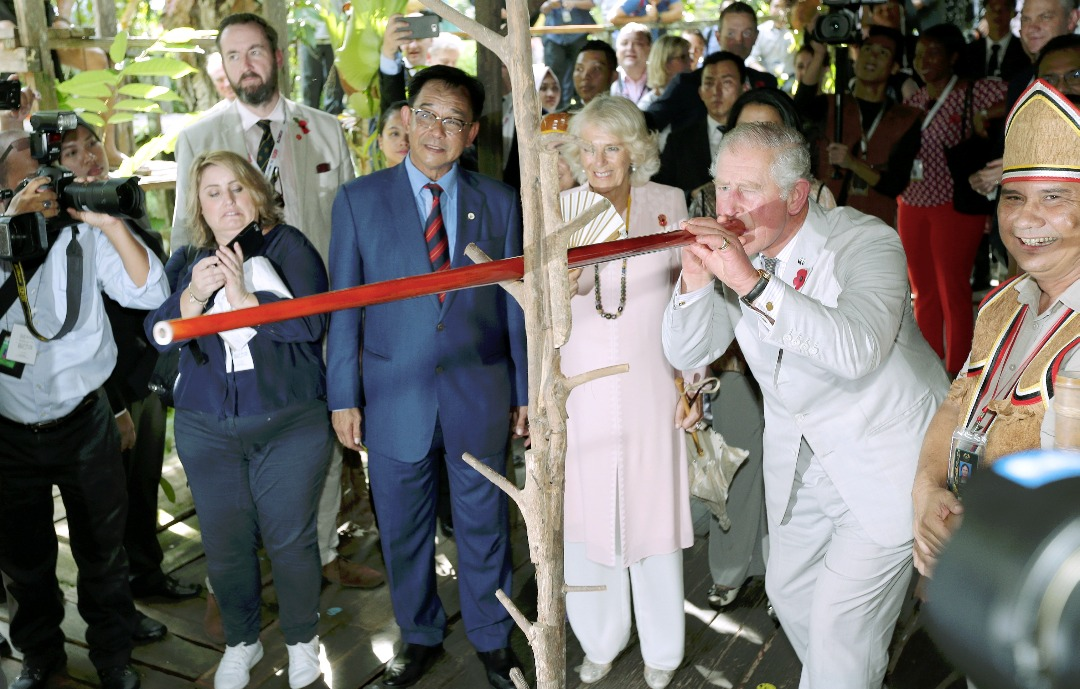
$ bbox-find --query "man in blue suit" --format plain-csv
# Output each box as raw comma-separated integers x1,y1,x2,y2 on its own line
326,65,528,689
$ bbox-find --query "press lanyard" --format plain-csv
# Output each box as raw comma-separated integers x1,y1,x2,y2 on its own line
857,101,886,157
921,75,958,131
972,306,1065,428
250,124,285,184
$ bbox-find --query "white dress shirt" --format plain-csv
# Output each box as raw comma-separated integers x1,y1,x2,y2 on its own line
0,225,168,423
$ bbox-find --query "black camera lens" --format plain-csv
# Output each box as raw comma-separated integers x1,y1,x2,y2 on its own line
812,8,860,44
62,177,145,219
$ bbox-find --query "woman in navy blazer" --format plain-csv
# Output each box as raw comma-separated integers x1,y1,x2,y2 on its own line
146,151,331,689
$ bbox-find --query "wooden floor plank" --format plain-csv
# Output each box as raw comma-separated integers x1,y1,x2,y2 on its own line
11,444,969,689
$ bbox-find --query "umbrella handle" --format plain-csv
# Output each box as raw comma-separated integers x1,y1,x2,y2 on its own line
674,377,704,456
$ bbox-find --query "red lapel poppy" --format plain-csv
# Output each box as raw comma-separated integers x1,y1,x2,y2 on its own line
794,268,809,291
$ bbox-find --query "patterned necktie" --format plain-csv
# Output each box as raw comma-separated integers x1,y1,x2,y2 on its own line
762,256,779,276
255,120,274,172
988,44,1001,78
423,183,451,302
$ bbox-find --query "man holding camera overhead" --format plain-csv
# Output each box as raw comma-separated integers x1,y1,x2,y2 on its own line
0,128,169,689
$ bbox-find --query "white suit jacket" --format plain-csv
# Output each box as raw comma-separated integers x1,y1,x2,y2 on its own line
663,203,949,547
171,98,354,263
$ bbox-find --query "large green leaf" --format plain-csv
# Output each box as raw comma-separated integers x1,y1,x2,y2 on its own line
64,97,109,113
118,83,182,101
113,99,163,112
336,0,407,94
106,112,136,124
120,57,198,78
60,69,122,88
109,31,128,64
80,112,106,128
56,81,114,98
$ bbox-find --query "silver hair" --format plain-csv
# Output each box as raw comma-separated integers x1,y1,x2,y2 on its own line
563,94,661,187
710,121,811,199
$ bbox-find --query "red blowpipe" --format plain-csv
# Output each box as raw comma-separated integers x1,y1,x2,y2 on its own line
153,229,697,345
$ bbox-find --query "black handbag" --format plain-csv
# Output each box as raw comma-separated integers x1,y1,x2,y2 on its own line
944,83,996,215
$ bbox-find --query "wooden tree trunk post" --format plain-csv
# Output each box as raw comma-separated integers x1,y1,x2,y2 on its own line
418,3,623,688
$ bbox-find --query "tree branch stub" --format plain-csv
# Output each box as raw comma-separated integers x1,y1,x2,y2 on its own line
465,243,524,306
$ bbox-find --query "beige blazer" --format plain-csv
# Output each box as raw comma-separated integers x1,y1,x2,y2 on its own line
663,202,950,547
171,98,354,263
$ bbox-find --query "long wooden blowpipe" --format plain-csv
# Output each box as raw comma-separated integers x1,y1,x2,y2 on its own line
152,229,696,345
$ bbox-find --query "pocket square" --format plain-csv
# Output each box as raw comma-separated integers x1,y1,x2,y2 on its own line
316,162,331,173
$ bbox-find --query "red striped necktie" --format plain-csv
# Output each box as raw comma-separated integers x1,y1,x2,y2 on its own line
423,183,451,302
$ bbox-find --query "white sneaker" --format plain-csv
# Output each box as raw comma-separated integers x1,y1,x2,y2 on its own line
214,640,264,689
287,635,322,688
579,657,613,683
644,666,676,689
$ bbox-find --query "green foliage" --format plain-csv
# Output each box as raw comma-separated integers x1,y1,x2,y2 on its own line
338,0,408,119
56,29,205,135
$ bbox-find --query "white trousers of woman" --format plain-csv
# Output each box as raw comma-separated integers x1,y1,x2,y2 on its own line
564,541,685,671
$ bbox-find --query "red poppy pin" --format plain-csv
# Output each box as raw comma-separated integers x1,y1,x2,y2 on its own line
293,117,310,139
316,162,331,173
658,214,667,227
794,268,809,291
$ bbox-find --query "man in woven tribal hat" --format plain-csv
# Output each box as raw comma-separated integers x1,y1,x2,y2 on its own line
913,78,1080,579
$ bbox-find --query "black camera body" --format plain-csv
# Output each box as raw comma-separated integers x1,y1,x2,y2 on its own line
13,110,146,238
0,212,48,262
811,0,888,45
0,80,20,111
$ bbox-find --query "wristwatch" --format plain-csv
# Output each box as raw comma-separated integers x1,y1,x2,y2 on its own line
740,269,771,305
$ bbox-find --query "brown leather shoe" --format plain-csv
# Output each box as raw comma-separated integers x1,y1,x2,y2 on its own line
322,558,385,589
204,591,226,645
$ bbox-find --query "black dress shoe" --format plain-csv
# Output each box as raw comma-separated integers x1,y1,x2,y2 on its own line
131,611,167,644
98,665,140,689
476,647,521,689
9,655,66,689
131,574,202,601
382,642,444,687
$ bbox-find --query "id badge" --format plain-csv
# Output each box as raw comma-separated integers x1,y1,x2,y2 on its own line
562,8,572,22
910,159,924,182
948,426,985,496
850,175,869,196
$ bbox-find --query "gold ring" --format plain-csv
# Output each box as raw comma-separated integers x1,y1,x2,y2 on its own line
719,237,730,251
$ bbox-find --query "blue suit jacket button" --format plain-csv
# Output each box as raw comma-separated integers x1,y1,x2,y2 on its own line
436,322,445,331
435,365,444,374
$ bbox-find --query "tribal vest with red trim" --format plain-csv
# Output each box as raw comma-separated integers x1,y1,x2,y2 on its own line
947,274,1080,464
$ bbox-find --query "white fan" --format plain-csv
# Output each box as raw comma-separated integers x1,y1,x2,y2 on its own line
560,190,627,248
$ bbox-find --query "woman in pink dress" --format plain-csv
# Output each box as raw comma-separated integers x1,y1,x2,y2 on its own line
559,94,702,689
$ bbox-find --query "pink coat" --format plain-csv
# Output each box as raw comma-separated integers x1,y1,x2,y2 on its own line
562,181,695,568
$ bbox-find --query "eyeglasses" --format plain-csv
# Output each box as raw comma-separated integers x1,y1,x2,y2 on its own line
1040,68,1080,90
411,108,472,135
668,53,692,63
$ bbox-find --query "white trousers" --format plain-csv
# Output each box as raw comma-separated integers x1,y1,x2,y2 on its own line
316,441,344,565
766,456,913,689
564,541,685,671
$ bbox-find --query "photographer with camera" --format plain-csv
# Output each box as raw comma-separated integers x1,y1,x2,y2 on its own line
794,25,923,228
59,121,203,613
0,120,168,689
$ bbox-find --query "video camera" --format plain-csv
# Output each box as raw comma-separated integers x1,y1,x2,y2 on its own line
811,0,889,45
0,110,145,263
926,449,1080,689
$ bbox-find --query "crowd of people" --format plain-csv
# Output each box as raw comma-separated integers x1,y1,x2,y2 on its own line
2,2,1080,689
